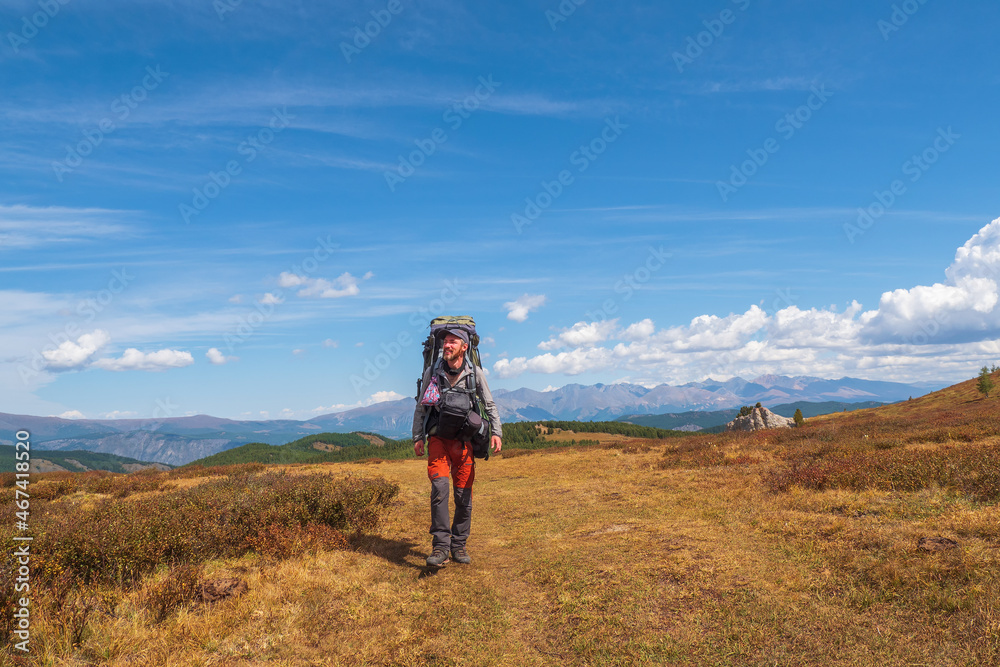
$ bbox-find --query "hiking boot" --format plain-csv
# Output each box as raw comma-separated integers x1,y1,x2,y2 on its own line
451,546,471,564
426,548,449,567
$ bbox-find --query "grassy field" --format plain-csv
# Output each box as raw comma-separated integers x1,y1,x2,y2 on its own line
4,377,1000,665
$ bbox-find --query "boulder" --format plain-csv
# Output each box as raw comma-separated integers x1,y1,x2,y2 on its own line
725,406,795,432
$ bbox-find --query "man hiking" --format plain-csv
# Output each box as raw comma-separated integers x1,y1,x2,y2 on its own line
413,326,502,567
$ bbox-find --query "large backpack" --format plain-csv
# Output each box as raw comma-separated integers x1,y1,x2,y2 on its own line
416,316,492,459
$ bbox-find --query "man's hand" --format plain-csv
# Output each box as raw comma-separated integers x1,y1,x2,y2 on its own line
491,435,502,453
414,439,425,457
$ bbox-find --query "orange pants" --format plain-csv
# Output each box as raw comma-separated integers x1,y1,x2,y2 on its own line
427,436,475,549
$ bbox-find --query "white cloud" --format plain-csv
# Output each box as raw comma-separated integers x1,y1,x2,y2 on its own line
278,271,367,298
42,329,111,370
206,348,237,365
861,217,1000,345
494,347,615,378
311,390,408,415
259,292,284,305
292,349,305,356
57,410,86,419
228,294,243,304
539,320,619,350
623,319,655,340
323,338,339,348
92,348,194,372
100,410,137,419
492,219,1000,383
369,390,405,404
504,294,547,322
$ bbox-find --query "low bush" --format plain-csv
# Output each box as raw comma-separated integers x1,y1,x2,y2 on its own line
142,563,205,623
767,443,1000,500
86,471,172,498
22,471,398,585
166,462,267,480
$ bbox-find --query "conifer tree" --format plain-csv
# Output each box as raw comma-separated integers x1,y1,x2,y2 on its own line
793,408,804,427
978,366,994,399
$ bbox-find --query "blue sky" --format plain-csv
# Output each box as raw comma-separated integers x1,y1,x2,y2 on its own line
2,0,999,420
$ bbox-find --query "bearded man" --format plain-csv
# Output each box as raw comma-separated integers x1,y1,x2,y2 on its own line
413,328,502,566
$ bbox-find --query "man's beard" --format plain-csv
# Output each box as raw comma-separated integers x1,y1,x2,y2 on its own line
443,348,464,364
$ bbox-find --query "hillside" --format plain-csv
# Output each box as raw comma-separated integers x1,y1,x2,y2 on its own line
0,444,170,473
805,374,999,434
185,431,411,467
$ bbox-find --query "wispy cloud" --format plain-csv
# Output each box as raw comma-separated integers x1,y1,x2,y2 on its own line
0,205,135,249
698,77,821,94
278,271,369,299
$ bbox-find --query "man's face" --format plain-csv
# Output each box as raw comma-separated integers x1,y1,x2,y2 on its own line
442,334,468,363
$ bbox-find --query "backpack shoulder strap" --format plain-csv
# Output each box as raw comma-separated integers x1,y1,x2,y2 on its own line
466,364,486,408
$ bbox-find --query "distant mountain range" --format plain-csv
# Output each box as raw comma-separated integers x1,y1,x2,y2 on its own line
0,375,942,466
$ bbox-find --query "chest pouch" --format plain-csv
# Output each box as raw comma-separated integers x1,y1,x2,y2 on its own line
435,386,473,440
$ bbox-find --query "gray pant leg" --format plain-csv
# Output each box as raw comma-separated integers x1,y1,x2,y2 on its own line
451,485,472,548
429,475,452,550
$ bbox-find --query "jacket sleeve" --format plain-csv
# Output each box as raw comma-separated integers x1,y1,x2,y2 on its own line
475,366,503,439
412,367,433,442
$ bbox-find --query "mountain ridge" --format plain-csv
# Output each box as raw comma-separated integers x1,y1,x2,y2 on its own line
1,374,944,465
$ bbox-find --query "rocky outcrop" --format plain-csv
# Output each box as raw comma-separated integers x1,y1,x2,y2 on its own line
725,406,795,432
39,432,235,466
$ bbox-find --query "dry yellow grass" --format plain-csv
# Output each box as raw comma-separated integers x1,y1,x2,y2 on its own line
17,432,999,667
